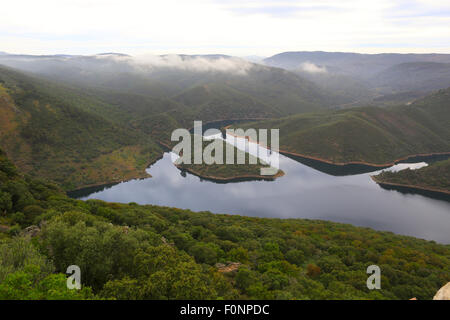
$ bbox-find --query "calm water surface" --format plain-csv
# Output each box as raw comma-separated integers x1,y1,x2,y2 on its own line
74,134,450,244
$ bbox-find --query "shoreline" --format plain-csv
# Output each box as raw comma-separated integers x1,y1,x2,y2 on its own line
224,127,450,167
174,164,285,183
161,133,285,183
66,153,164,194
280,150,450,168
186,117,271,132
371,176,450,196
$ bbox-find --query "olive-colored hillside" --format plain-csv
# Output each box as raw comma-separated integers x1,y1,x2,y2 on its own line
236,88,450,165
0,66,162,190
174,136,284,181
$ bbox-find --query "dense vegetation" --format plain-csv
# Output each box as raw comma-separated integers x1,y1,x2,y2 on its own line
0,66,162,190
1,148,449,300
373,159,450,193
236,88,450,165
174,136,283,181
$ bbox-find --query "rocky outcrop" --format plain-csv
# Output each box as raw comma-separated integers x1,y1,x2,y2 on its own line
433,282,450,300
20,225,40,237
215,262,242,273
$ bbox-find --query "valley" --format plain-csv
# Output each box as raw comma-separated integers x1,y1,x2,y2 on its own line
0,50,449,301
1,147,449,300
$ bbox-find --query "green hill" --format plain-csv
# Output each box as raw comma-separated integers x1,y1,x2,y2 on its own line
0,66,162,190
173,83,283,121
174,135,284,181
373,159,450,194
0,148,449,300
236,88,450,165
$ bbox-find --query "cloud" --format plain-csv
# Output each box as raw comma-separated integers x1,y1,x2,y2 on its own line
225,2,346,18
0,0,450,56
95,53,255,75
299,62,327,74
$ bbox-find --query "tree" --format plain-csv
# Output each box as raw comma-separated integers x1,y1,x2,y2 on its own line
306,264,321,278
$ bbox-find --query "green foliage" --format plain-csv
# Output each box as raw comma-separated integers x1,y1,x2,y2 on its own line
0,237,54,282
374,159,450,192
0,66,162,190
176,136,283,180
0,144,449,300
0,266,94,300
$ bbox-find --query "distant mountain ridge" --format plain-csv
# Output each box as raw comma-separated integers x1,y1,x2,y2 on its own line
264,51,450,78
264,51,450,103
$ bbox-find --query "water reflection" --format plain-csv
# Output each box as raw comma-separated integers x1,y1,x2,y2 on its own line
73,144,450,244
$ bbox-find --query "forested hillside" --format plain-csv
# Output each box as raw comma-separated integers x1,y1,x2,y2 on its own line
0,148,449,300
0,66,162,190
236,88,450,165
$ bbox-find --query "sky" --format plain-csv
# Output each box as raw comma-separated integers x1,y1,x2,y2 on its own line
1,0,450,57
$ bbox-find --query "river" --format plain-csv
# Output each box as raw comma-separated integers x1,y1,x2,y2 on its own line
70,133,450,244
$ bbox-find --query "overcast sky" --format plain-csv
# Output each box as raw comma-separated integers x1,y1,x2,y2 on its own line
2,0,450,57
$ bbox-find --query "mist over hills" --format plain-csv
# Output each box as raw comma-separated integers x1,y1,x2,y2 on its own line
264,51,450,78
263,51,450,103
0,52,342,110
4,50,450,110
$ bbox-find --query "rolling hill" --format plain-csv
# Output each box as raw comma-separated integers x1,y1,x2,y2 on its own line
0,65,162,190
235,88,450,165
0,53,345,115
